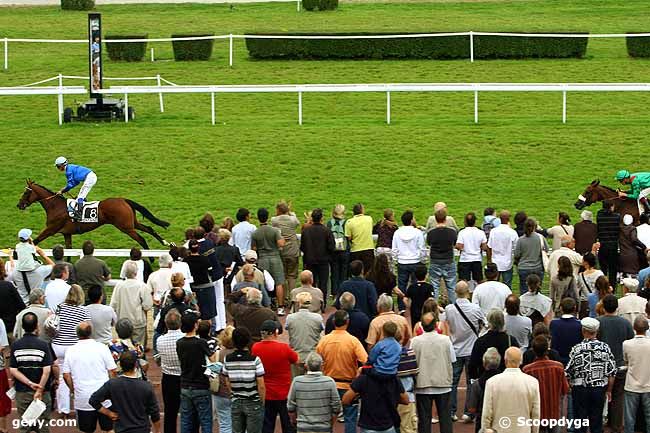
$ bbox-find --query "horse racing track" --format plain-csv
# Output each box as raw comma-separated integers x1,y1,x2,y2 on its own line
1,0,650,251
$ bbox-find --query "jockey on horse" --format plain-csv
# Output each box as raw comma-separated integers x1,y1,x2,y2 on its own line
54,156,97,220
616,169,650,216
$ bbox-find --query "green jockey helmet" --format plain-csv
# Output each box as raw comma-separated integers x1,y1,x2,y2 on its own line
615,170,631,181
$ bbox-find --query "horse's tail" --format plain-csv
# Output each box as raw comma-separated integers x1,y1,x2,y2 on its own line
125,199,170,229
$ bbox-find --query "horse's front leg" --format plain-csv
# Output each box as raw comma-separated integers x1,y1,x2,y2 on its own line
33,224,64,246
63,234,73,249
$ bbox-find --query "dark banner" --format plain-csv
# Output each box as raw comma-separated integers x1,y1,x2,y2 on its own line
88,13,102,99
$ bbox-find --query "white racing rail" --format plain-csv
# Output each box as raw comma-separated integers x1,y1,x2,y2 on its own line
99,82,650,125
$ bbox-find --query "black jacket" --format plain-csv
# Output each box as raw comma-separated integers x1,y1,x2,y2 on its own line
597,209,621,249
300,222,336,265
468,330,519,380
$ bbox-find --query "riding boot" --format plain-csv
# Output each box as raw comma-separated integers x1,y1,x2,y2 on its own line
74,200,83,219
641,198,650,216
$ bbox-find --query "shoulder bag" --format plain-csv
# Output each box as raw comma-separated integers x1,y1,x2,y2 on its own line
539,234,550,272
454,302,479,337
43,305,61,339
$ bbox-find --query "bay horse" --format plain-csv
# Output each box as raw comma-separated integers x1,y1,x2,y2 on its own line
574,179,640,224
16,180,170,249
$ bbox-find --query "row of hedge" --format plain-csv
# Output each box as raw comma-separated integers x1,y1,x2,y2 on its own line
105,34,214,61
245,33,591,60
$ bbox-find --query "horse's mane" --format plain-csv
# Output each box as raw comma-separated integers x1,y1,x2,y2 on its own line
31,182,56,195
598,184,618,193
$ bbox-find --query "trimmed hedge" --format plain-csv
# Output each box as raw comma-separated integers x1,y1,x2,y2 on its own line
105,35,148,62
245,32,588,60
626,34,650,57
60,0,94,10
171,34,214,61
302,0,338,11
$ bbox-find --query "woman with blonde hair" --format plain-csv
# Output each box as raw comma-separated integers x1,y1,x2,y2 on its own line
214,325,236,433
51,284,91,417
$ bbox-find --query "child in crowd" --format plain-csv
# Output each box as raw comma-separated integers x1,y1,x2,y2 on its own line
482,207,500,239
404,264,435,326
198,319,218,354
367,321,402,376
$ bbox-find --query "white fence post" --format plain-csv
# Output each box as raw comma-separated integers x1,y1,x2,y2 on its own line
386,91,391,124
3,38,7,70
211,92,215,125
151,47,155,62
57,73,63,125
470,31,474,63
562,90,567,124
157,74,164,113
229,34,233,68
474,90,478,124
124,93,129,123
297,0,300,11
298,91,303,125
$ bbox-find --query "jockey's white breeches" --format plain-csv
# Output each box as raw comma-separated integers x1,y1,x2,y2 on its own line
78,171,97,201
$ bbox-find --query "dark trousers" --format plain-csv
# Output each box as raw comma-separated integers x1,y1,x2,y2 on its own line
608,369,626,432
397,263,418,311
330,252,349,297
572,385,607,433
306,262,330,302
263,399,295,433
416,392,452,433
350,249,375,277
598,247,619,289
162,373,181,433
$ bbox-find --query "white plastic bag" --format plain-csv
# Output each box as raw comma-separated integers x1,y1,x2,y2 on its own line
21,398,46,423
5,387,15,400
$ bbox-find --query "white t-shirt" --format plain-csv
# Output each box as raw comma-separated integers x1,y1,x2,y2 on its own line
44,279,71,311
171,261,193,292
457,227,487,263
120,259,144,282
487,224,519,271
147,268,174,303
230,221,258,257
637,224,650,250
61,339,117,411
472,281,512,315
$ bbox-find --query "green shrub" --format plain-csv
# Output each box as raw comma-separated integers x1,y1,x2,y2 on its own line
171,34,214,61
318,0,338,10
474,34,588,59
626,34,650,57
245,32,588,60
105,35,148,62
60,0,94,10
302,0,319,11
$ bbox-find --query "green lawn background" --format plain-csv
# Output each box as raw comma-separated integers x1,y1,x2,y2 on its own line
1,0,649,254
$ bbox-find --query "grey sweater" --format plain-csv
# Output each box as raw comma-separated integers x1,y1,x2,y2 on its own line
514,234,546,271
287,372,341,432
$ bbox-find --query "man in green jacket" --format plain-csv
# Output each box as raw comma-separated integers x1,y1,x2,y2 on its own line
616,169,650,214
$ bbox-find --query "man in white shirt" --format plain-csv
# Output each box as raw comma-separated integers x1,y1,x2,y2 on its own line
472,263,512,315
636,213,650,250
487,210,519,288
547,236,583,281
443,281,486,422
392,210,425,313
230,208,257,260
44,264,71,311
623,315,650,433
147,253,174,312
482,347,540,433
456,212,488,286
62,321,117,433
618,278,648,326
86,285,117,344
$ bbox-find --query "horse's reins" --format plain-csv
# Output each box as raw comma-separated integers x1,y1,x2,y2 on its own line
25,186,68,203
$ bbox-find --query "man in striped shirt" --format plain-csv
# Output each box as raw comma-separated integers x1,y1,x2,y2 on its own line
223,327,266,433
155,309,184,433
287,352,341,433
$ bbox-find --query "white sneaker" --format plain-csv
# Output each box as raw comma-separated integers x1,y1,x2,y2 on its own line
277,307,285,316
462,414,473,424
451,415,458,422
431,417,439,424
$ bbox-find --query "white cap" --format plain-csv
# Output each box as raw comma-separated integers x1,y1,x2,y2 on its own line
18,228,32,240
623,214,633,226
580,210,593,222
581,317,600,332
54,156,67,166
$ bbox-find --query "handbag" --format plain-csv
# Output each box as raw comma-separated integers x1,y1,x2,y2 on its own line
539,234,550,272
43,305,61,339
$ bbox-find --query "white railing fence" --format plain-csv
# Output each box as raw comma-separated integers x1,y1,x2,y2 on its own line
3,31,650,70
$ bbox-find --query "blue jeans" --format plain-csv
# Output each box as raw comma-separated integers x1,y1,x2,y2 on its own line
572,386,606,433
338,388,358,433
214,395,232,433
451,356,471,416
180,388,212,433
624,391,650,433
232,398,264,433
499,268,514,288
518,268,544,295
397,263,418,311
429,262,457,303
360,428,396,433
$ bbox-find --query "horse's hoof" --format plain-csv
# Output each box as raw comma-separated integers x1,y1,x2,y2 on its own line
162,240,171,247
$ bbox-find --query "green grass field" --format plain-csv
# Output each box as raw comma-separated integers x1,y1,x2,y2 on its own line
1,0,650,252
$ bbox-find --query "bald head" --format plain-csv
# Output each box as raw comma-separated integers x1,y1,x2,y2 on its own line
76,321,92,339
455,281,470,299
300,270,314,286
504,347,522,368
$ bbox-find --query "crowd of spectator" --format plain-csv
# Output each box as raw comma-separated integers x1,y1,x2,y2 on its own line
0,199,649,433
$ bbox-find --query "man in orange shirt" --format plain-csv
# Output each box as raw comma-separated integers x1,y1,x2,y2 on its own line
317,310,368,433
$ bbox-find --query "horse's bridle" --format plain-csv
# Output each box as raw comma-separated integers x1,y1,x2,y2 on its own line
24,186,61,204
